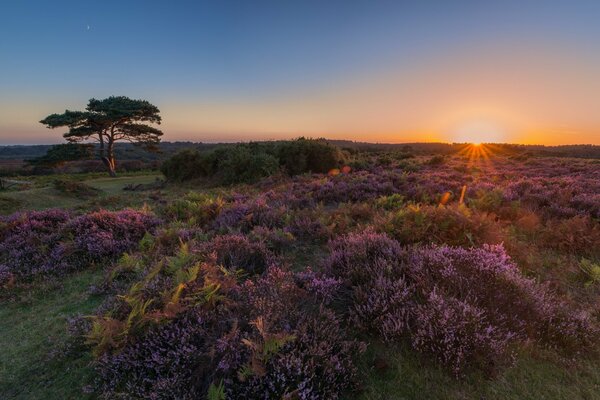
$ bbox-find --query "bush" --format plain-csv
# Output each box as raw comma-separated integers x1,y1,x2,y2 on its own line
0,209,71,278
161,192,224,226
278,138,346,175
325,231,597,376
201,234,274,275
383,204,501,247
161,140,345,183
0,209,159,280
94,308,221,400
412,290,512,376
90,259,364,399
65,209,161,262
160,149,211,182
213,145,280,185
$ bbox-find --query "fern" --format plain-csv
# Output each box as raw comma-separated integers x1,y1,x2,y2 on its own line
579,258,600,287
207,380,226,400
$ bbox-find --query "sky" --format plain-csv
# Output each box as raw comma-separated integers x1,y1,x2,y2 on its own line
1,0,600,145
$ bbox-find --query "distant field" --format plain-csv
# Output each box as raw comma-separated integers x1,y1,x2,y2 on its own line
0,173,163,213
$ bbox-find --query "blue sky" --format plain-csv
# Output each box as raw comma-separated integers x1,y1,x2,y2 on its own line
1,0,600,144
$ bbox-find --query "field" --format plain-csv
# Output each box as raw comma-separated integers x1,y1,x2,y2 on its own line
1,144,600,399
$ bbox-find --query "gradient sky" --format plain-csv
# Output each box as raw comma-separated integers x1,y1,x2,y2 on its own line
1,0,600,145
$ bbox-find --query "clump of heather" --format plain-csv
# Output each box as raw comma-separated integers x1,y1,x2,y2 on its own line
224,308,365,400
325,229,405,283
286,211,329,242
212,196,288,233
0,208,160,281
201,233,275,275
65,209,161,262
295,267,342,304
248,226,295,254
352,274,414,341
94,308,222,400
325,231,598,376
91,260,364,399
412,290,513,376
219,266,365,399
0,209,70,278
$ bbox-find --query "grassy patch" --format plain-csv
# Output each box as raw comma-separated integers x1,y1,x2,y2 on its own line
0,270,105,399
358,344,600,400
0,174,163,214
85,174,162,195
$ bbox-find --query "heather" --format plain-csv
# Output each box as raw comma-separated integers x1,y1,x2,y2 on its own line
326,231,596,375
2,148,600,399
85,242,364,399
0,208,159,281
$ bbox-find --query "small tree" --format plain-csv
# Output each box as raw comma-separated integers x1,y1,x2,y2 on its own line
40,96,163,176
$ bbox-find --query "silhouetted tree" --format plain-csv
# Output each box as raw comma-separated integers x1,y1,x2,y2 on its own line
40,96,163,176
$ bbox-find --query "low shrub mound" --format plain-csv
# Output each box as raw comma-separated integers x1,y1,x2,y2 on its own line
87,244,364,399
0,208,160,281
325,231,597,376
383,204,502,247
201,233,275,275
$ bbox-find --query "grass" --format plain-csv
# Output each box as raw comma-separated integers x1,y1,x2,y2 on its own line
86,174,162,195
0,270,105,399
357,344,600,400
0,173,163,213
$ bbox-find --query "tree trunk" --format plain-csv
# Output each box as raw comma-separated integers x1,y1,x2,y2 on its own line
102,139,117,177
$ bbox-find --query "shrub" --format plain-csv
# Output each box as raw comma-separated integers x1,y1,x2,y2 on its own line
412,290,512,376
160,149,211,182
324,229,405,284
160,145,280,184
161,192,224,226
383,204,501,247
94,308,221,400
65,209,161,262
325,231,598,375
201,234,274,275
225,308,365,399
277,138,346,175
352,274,414,341
0,209,159,280
91,261,364,399
425,155,446,165
213,145,280,185
0,209,71,278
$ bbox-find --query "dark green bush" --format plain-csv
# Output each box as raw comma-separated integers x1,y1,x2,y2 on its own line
160,149,211,182
277,138,346,175
213,145,280,185
161,139,345,183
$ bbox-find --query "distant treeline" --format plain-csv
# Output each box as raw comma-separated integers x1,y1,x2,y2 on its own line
2,141,600,161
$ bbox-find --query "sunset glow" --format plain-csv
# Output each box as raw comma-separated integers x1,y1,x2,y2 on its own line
1,1,600,145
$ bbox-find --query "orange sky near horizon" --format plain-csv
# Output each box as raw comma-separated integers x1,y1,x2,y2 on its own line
1,43,600,146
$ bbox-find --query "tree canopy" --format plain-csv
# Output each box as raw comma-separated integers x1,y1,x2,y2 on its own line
40,96,163,176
